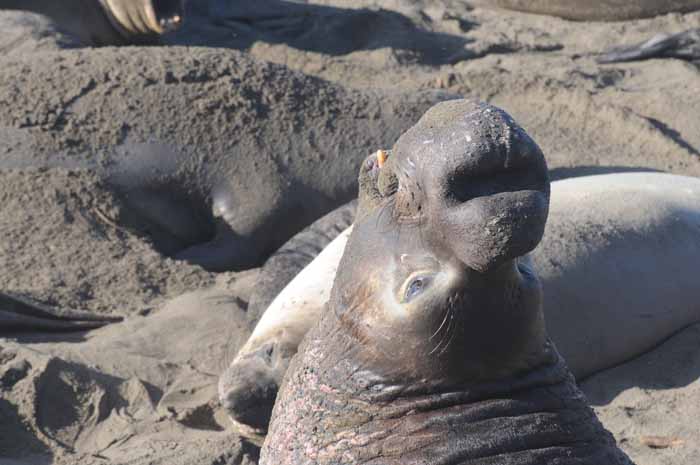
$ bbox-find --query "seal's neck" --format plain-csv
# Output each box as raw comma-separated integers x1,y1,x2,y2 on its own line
274,338,631,465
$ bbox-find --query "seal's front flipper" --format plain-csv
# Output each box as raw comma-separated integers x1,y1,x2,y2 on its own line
0,293,122,334
598,28,700,64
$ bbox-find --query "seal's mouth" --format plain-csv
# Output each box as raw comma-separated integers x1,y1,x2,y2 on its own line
152,0,184,32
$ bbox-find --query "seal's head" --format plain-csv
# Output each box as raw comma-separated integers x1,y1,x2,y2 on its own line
331,99,550,387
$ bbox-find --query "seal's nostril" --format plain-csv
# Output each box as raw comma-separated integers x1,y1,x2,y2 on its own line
377,149,389,168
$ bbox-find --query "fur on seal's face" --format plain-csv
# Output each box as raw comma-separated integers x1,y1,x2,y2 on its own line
330,99,551,388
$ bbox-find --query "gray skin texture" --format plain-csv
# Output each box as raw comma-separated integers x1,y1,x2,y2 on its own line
261,99,632,464
598,28,700,64
0,0,184,45
471,0,700,21
0,47,453,273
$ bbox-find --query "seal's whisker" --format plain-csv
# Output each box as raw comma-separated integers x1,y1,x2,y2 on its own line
438,313,458,356
429,305,455,355
429,307,451,341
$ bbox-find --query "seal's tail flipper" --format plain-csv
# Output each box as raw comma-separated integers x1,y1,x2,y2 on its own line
597,28,700,64
0,293,123,334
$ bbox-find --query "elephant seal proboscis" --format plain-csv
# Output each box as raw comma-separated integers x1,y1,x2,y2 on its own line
220,167,700,432
0,0,184,45
259,99,633,464
470,0,700,22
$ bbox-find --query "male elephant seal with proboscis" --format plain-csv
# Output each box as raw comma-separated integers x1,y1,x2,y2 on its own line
260,100,633,464
221,169,700,433
0,0,184,45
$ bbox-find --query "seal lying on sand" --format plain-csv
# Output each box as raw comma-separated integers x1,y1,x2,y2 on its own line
472,0,700,21
0,48,453,271
0,0,184,45
0,293,122,334
221,154,700,432
260,99,633,464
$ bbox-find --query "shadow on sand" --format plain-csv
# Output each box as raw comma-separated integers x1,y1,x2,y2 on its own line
168,0,476,65
581,323,700,406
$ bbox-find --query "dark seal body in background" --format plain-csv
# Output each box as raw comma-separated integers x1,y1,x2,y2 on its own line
472,0,700,21
0,47,453,272
261,100,633,464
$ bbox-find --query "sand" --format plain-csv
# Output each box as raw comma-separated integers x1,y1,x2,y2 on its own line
0,1,699,464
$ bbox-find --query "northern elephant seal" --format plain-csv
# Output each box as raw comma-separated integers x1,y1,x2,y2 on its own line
0,0,184,45
471,0,700,21
221,162,700,433
260,99,632,464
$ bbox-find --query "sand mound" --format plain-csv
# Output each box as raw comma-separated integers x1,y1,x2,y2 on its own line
0,168,216,318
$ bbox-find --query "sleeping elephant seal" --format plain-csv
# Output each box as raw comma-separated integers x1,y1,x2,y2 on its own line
260,99,632,464
0,0,184,45
470,0,700,21
0,48,454,272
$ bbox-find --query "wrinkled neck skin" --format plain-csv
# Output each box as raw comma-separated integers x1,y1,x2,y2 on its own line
265,340,627,465
262,261,630,465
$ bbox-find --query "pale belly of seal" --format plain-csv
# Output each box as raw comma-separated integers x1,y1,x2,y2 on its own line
535,172,700,378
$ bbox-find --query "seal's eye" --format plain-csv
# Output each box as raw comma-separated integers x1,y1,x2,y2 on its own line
403,275,432,303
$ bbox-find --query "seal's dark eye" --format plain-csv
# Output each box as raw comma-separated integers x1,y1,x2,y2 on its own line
403,275,431,302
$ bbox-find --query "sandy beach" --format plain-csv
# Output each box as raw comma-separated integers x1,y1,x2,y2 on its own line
1,1,699,464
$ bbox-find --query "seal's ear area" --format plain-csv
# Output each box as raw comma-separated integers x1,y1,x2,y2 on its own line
413,100,550,272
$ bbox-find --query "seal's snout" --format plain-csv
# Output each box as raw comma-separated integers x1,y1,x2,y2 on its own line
391,99,550,272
